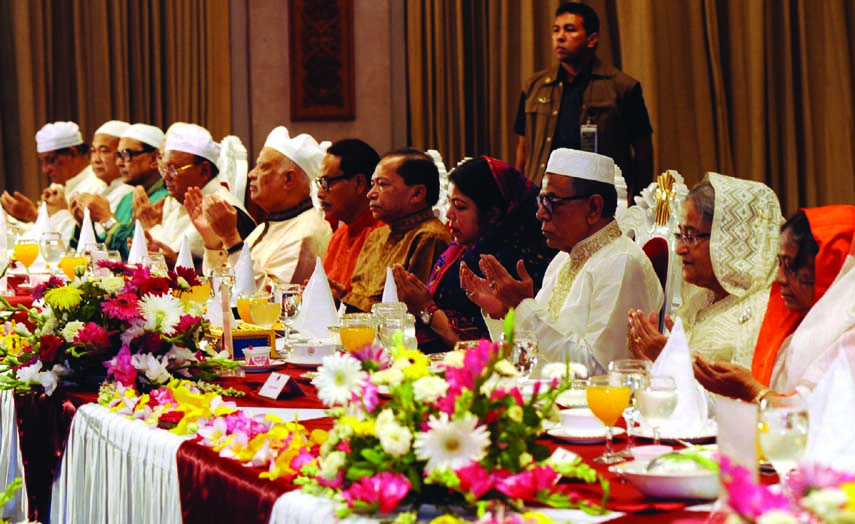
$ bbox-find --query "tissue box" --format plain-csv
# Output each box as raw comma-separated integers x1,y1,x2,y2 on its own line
205,324,276,360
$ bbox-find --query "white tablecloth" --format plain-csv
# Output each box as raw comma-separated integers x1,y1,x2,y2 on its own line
0,390,27,521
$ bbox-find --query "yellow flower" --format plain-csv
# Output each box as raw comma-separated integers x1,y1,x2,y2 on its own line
843,481,855,510
340,416,376,437
44,286,83,310
520,511,556,524
393,349,431,379
428,516,464,524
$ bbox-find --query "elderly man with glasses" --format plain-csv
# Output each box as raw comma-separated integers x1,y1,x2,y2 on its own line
461,148,663,374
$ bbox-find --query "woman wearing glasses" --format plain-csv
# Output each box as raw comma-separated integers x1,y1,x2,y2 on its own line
392,157,555,353
692,205,855,401
627,173,783,368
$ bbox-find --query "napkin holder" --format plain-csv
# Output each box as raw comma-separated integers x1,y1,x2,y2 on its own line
205,324,275,360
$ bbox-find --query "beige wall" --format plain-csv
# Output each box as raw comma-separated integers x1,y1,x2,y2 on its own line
234,0,405,160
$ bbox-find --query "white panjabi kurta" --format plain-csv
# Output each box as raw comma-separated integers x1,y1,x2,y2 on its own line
203,202,331,290
514,221,663,375
149,178,250,261
49,165,106,240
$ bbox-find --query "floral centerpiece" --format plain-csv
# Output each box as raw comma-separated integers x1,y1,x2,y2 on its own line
294,328,609,520
0,262,235,395
719,456,855,523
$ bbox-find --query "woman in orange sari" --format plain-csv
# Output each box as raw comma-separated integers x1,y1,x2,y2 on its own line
693,205,855,402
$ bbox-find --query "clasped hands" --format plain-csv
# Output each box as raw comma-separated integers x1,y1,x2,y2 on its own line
459,255,533,319
185,187,239,250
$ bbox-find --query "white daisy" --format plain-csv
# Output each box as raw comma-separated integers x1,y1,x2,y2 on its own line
413,376,449,403
139,293,184,333
414,413,491,472
313,352,366,406
379,424,413,457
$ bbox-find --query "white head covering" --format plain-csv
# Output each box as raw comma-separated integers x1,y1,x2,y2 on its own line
121,124,164,149
163,123,221,164
263,126,325,179
94,120,130,138
545,148,615,185
36,121,84,153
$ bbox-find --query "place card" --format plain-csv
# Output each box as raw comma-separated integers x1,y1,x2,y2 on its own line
259,372,305,400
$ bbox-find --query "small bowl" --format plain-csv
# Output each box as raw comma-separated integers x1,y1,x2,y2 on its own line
289,343,336,364
630,445,673,461
559,408,605,433
612,459,719,500
243,346,271,366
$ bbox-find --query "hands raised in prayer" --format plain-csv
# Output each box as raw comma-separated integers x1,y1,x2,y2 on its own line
626,308,669,361
391,263,433,316
459,255,533,319
132,186,164,229
143,230,177,268
78,193,112,224
692,354,763,402
43,185,68,214
1,191,38,222
185,187,224,249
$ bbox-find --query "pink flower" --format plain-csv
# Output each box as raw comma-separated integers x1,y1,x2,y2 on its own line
74,322,110,350
351,345,388,371
456,463,495,498
719,456,789,518
32,276,66,300
168,266,202,287
289,448,316,473
103,293,140,321
356,381,380,413
104,345,137,386
173,315,203,337
341,472,411,513
96,259,133,275
495,466,559,500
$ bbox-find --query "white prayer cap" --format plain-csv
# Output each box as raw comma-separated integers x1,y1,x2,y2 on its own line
121,123,164,149
164,123,221,164
35,121,84,153
94,120,130,138
263,126,325,179
545,148,615,185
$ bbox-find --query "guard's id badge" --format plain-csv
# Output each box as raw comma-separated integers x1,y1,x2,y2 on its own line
580,124,598,152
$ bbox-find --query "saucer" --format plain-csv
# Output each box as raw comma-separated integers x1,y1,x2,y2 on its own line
238,359,287,373
547,426,625,444
285,357,323,369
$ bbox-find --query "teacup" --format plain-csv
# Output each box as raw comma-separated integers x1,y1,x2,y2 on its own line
243,346,271,366
559,408,606,433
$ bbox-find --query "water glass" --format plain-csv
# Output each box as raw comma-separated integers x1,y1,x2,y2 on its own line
142,252,168,275
758,395,809,485
510,329,538,381
608,359,651,458
40,232,65,271
274,283,303,345
637,375,678,445
586,375,631,464
372,302,407,350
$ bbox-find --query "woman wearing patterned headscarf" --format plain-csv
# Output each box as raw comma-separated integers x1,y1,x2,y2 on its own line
393,157,556,353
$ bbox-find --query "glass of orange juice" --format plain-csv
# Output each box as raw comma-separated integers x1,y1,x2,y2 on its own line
586,375,631,464
13,239,39,269
237,291,269,325
249,293,281,329
59,251,90,280
340,313,376,352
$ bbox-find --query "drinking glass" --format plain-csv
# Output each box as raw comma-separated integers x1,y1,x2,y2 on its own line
340,313,375,352
637,375,678,445
142,252,168,275
758,395,809,486
178,277,212,308
59,250,89,280
249,293,281,329
13,239,39,269
372,302,407,351
274,283,303,345
510,329,538,381
586,375,631,464
237,290,269,324
106,250,123,263
608,359,651,458
40,232,65,272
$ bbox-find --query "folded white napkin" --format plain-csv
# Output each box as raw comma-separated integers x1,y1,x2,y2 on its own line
175,235,193,270
292,257,337,339
28,202,51,240
77,207,97,253
233,244,256,294
650,318,709,433
127,220,147,264
381,267,398,302
805,350,855,470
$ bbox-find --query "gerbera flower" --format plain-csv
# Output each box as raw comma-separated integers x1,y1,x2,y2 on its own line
139,293,184,333
313,352,366,407
103,293,140,321
44,286,84,310
414,412,490,472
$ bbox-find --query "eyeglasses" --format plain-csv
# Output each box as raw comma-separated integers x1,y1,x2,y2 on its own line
536,192,589,214
116,148,154,162
674,230,711,247
161,163,195,178
777,255,815,285
315,173,357,192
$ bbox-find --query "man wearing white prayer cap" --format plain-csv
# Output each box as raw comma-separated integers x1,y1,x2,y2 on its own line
1,121,105,239
144,123,255,271
199,126,331,288
88,123,169,260
462,148,663,374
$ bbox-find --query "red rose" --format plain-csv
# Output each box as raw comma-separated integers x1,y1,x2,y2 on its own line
157,410,185,430
38,334,64,363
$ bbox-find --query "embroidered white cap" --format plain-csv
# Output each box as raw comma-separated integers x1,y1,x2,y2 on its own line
545,148,615,185
94,120,130,138
263,126,325,179
35,121,84,153
121,123,164,149
163,123,221,164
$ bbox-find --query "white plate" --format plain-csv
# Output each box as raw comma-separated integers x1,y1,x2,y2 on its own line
547,426,625,444
238,359,288,373
611,459,719,500
635,419,717,443
285,358,323,369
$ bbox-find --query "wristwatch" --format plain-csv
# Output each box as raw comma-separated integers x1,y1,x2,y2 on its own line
101,217,118,231
419,304,440,326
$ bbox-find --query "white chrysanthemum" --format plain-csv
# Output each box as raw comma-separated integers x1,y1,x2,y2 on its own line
370,367,404,387
413,376,449,403
375,409,397,432
61,321,85,343
139,293,184,333
379,424,413,457
414,413,490,472
98,276,126,295
442,350,465,368
313,352,366,406
541,362,587,380
319,450,346,482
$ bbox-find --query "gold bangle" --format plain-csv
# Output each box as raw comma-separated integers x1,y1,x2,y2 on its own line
752,387,774,404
